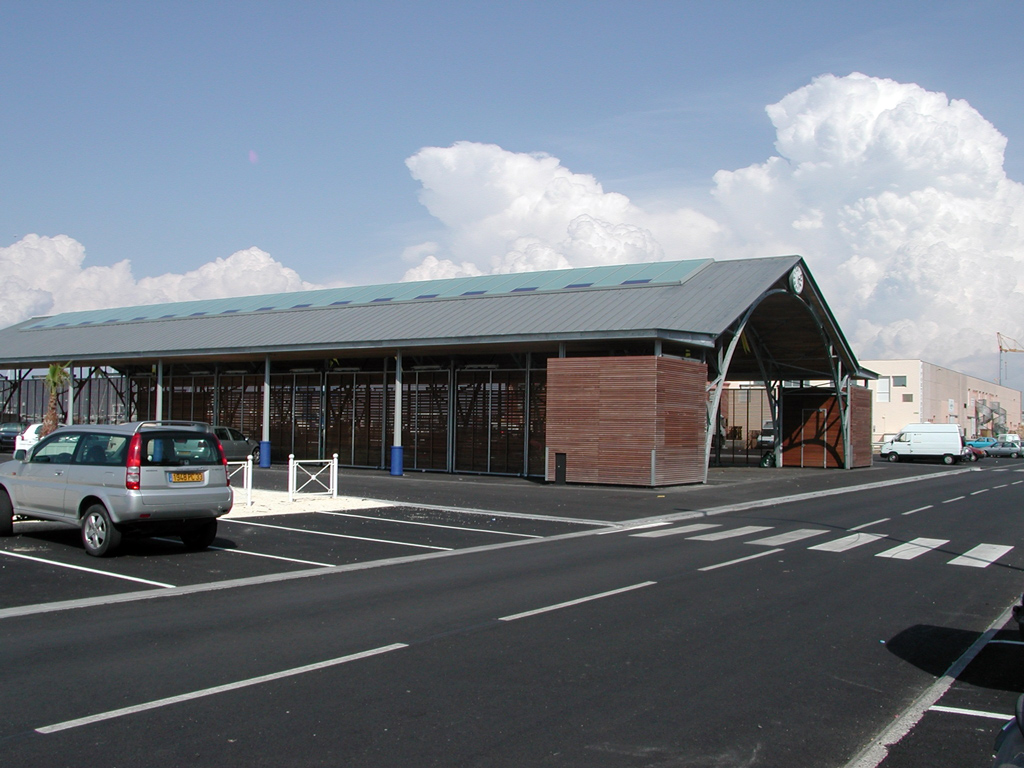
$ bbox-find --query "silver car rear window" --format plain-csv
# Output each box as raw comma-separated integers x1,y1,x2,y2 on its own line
141,432,220,467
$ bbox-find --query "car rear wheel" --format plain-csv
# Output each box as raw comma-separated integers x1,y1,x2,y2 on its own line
181,519,218,551
81,504,121,557
251,445,260,462
0,491,13,536
942,454,955,465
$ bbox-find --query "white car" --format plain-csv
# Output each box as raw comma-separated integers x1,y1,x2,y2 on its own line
14,423,46,453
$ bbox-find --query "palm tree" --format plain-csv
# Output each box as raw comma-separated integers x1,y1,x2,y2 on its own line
40,363,71,437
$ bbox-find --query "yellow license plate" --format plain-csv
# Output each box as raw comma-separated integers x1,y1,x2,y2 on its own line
171,472,203,483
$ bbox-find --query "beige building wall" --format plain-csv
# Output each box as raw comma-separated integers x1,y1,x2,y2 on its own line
862,359,1022,440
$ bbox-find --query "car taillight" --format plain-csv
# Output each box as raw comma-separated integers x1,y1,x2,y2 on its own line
125,433,142,490
213,436,230,486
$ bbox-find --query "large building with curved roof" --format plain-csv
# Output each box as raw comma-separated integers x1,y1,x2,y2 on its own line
0,255,873,484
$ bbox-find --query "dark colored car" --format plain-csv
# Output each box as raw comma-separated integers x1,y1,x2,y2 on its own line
993,694,1024,766
0,422,26,452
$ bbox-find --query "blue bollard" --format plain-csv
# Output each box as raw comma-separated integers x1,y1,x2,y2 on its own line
390,445,404,476
259,440,271,468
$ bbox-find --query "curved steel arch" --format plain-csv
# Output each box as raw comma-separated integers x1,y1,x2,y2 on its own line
703,284,851,480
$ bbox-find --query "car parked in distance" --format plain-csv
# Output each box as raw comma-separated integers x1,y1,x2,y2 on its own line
13,422,48,453
0,421,233,556
984,441,1024,458
0,422,27,452
213,426,260,462
966,436,999,450
962,445,985,462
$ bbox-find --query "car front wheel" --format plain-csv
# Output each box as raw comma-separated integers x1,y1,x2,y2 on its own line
886,453,899,463
81,504,121,557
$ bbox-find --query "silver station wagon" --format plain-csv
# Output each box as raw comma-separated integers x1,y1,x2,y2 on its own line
0,421,233,556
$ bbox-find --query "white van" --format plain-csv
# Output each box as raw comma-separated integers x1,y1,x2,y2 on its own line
880,423,964,465
998,433,1022,444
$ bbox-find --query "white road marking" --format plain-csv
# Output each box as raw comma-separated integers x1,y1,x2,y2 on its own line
687,525,774,541
698,548,784,571
632,523,720,538
150,537,334,568
747,529,828,546
0,550,175,588
599,521,671,534
849,518,889,531
902,505,932,516
317,510,542,538
942,496,965,504
995,484,1009,489
876,538,949,560
221,518,451,550
36,643,408,734
947,544,1014,568
809,533,887,553
969,489,989,495
499,581,656,622
928,705,1011,720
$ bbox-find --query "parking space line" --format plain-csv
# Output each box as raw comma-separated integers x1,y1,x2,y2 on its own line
599,521,670,535
499,581,656,622
221,518,452,550
36,643,408,734
948,544,1014,568
928,704,1011,720
0,550,175,588
208,546,334,567
316,510,542,538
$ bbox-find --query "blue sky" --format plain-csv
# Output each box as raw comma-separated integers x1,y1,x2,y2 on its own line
3,1,1024,381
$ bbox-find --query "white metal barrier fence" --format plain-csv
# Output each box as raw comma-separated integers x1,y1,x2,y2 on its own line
288,453,339,501
227,456,254,506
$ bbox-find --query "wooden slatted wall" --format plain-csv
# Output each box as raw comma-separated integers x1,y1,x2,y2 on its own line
546,356,707,486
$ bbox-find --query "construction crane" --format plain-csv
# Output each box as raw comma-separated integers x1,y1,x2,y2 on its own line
997,333,1024,385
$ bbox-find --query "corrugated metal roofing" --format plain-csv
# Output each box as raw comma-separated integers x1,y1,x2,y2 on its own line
23,258,711,329
0,255,866,378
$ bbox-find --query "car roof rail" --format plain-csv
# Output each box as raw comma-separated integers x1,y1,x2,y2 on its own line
132,420,212,433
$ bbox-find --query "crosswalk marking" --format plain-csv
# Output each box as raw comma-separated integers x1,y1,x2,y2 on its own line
687,525,774,541
747,529,829,547
876,537,949,560
948,544,1014,568
632,523,720,538
809,533,886,552
630,522,1015,569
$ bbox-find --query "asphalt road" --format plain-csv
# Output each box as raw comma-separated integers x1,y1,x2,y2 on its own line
1,459,1022,767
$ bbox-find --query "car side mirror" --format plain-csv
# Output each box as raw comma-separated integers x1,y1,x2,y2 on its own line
13,449,26,461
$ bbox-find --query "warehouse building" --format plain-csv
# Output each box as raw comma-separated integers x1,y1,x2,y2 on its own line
0,255,874,485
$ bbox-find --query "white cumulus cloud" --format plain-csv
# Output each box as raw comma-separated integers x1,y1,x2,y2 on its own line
402,74,1024,378
0,236,319,329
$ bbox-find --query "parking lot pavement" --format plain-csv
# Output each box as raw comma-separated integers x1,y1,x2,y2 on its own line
0,489,609,615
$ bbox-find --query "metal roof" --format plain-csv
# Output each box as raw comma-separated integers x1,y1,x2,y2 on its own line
0,255,868,379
